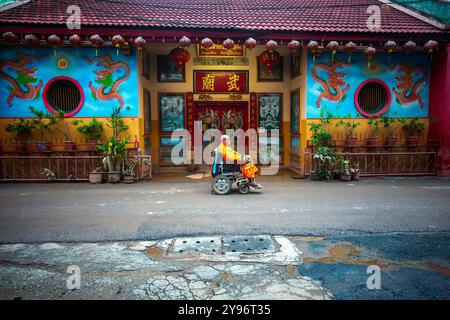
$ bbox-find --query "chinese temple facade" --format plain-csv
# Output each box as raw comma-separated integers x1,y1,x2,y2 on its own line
0,0,449,177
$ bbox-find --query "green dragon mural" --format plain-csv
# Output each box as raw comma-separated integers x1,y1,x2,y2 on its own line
83,55,130,108
0,52,43,107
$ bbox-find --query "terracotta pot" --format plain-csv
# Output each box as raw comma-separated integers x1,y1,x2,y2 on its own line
107,172,122,183
89,172,103,184
123,174,136,184
76,141,97,152
386,136,398,146
63,141,75,151
345,137,358,147
3,141,25,153
406,136,419,146
366,136,379,146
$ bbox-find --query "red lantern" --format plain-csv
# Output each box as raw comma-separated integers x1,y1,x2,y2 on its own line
363,46,376,68
344,41,357,63
169,47,190,71
258,50,280,74
265,40,277,52
245,37,257,50
306,40,319,62
223,38,235,50
69,34,83,47
424,40,438,60
403,41,416,54
112,35,125,56
133,36,146,57
179,36,191,48
24,34,40,47
201,37,214,49
47,34,62,56
384,40,397,65
90,34,103,56
288,40,300,52
2,31,18,43
134,36,146,48
326,41,339,62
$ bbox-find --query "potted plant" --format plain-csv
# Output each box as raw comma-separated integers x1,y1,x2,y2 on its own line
309,107,335,149
340,158,352,181
88,166,105,184
382,116,405,147
402,118,425,146
97,135,130,183
106,106,129,142
123,153,151,183
4,118,36,152
28,106,58,152
51,111,75,151
312,146,337,180
350,168,360,181
335,114,360,147
73,117,104,151
366,117,382,146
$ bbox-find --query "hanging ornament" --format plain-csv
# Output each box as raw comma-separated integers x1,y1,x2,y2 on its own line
403,41,416,54
90,34,104,56
265,40,278,52
383,40,396,65
326,41,339,63
47,34,62,56
344,41,357,63
24,34,40,54
133,36,146,57
245,37,257,50
424,40,438,60
223,38,235,50
306,40,319,62
169,47,190,71
69,34,82,47
200,37,214,49
179,36,191,48
2,31,18,43
288,40,300,52
112,35,125,56
258,50,280,74
363,46,376,68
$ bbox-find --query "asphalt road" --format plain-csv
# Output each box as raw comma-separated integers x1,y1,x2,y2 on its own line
1,174,450,243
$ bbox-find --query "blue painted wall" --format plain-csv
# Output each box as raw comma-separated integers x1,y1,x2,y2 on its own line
306,52,430,118
0,47,138,117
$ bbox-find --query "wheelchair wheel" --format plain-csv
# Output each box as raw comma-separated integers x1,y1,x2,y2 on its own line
212,175,231,195
239,184,250,194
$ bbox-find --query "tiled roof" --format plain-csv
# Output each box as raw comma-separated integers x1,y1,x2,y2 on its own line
0,0,445,34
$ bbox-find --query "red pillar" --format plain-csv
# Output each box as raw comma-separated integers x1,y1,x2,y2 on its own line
429,44,450,176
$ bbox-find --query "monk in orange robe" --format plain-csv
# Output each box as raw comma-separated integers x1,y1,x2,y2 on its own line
217,135,260,181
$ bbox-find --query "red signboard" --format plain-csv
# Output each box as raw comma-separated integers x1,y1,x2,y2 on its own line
193,70,249,94
197,44,245,57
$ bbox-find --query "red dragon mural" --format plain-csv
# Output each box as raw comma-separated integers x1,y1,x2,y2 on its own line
83,55,130,108
311,60,350,109
0,52,43,107
393,63,427,109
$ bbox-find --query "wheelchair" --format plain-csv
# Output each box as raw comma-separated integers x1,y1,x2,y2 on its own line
211,150,262,195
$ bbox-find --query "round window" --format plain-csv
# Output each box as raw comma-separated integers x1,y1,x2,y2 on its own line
354,79,391,117
43,76,84,117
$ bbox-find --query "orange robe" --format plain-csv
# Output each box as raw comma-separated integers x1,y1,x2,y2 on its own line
217,143,259,178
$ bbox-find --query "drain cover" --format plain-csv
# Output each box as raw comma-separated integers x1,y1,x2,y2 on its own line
223,235,276,254
170,236,222,255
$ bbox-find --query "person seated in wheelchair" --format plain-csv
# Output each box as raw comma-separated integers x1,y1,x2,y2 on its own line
213,135,261,189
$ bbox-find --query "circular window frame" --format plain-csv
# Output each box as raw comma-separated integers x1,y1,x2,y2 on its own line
43,76,84,117
354,79,391,117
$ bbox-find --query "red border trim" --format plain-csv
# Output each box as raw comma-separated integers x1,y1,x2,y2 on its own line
354,79,391,117
42,76,84,117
